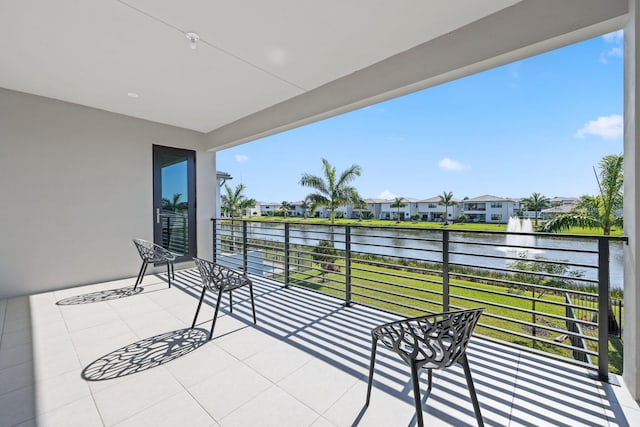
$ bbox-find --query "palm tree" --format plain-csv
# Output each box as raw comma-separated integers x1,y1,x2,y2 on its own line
300,198,313,219
544,154,623,235
162,193,187,212
281,201,292,218
299,158,362,225
438,191,457,225
221,184,256,219
220,184,255,252
353,197,369,221
390,197,406,223
522,192,550,226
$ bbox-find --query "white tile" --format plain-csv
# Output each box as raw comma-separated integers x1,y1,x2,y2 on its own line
0,342,33,370
61,308,122,332
278,358,360,414
35,396,103,427
222,385,319,427
0,386,36,427
323,378,418,427
34,370,91,415
165,342,237,387
125,311,185,340
70,318,132,341
310,417,337,427
0,328,32,350
92,367,184,425
0,361,34,395
214,325,279,360
32,349,81,382
244,340,312,382
189,361,272,420
73,331,139,367
107,294,165,318
113,390,215,427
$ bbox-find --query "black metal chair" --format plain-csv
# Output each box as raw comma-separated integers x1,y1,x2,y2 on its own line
132,239,176,290
366,308,485,427
191,257,257,340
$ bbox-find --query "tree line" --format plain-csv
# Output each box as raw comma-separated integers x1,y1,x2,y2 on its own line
220,154,623,235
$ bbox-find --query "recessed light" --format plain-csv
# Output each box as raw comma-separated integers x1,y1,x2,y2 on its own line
186,32,200,50
127,92,139,99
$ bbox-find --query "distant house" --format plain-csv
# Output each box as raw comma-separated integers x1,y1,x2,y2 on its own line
372,197,418,220
462,195,518,223
254,202,281,216
416,196,462,222
541,204,574,219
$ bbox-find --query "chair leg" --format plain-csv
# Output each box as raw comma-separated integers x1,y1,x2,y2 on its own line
191,286,207,328
134,262,145,290
365,337,378,406
427,369,433,391
461,354,484,427
209,287,225,340
171,261,175,279
134,262,148,290
229,290,233,313
410,363,424,427
166,261,171,287
249,282,257,324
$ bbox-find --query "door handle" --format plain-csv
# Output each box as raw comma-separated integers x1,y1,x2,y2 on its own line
156,208,160,224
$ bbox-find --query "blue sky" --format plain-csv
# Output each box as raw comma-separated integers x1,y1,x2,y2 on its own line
217,31,623,203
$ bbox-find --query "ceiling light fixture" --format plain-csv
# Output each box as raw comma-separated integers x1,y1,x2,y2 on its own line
127,92,139,99
185,32,200,50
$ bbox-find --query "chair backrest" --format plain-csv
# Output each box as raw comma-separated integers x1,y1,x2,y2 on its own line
193,257,251,292
133,239,175,262
373,308,484,369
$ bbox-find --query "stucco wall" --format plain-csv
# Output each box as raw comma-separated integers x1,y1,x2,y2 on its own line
0,88,215,298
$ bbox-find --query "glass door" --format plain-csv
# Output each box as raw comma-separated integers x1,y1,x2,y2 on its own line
153,145,196,262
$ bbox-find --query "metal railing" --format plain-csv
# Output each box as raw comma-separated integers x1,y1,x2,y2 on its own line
212,218,627,380
161,210,188,255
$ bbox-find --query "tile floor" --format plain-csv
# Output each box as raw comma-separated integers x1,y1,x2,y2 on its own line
0,268,639,426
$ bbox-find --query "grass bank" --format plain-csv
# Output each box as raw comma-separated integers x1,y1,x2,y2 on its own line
242,216,623,235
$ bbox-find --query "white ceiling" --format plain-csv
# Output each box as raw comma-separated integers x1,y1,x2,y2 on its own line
0,0,520,133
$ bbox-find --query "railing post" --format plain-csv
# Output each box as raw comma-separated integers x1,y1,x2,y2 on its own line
597,237,610,381
212,218,217,263
242,220,248,274
284,223,290,288
345,225,352,307
442,229,450,312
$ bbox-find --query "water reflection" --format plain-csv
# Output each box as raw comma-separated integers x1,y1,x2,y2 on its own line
220,222,624,289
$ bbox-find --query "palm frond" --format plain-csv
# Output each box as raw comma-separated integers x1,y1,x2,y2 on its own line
542,214,602,233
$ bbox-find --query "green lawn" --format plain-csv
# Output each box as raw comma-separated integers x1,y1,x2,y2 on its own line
288,259,622,374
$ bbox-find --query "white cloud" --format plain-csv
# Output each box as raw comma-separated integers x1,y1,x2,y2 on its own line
600,31,623,64
599,47,623,64
438,157,465,172
376,190,396,200
575,114,623,140
602,30,623,44
235,154,249,163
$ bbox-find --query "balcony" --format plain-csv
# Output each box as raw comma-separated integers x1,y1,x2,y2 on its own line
0,267,638,426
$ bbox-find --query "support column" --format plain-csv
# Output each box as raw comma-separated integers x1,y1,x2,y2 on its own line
623,0,640,402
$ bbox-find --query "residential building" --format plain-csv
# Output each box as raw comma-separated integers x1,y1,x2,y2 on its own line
462,195,519,223
417,196,463,222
